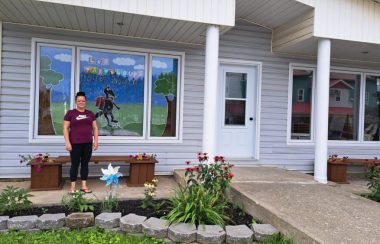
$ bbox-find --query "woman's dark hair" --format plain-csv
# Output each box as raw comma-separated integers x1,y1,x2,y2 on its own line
75,91,86,100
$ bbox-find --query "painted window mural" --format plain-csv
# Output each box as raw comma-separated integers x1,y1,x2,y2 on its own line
32,41,182,142
37,45,73,136
79,49,145,136
150,56,179,137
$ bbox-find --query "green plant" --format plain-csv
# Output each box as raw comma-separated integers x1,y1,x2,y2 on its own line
185,153,234,196
61,190,94,212
0,228,166,244
141,181,157,209
0,186,33,214
101,196,118,212
165,184,229,226
19,153,50,173
367,165,380,202
260,232,293,244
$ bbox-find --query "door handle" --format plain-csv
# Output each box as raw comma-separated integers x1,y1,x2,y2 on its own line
249,117,254,121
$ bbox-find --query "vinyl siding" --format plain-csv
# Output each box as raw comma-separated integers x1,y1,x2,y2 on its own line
220,20,380,172
0,23,204,178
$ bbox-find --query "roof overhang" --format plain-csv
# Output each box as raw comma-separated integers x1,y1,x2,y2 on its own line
0,0,233,45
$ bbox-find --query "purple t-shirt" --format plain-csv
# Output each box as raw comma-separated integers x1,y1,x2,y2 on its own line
64,109,96,144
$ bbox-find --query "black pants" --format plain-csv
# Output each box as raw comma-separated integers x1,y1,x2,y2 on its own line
70,143,92,182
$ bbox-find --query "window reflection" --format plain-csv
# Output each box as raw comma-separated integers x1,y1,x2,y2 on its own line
364,75,380,141
328,72,360,140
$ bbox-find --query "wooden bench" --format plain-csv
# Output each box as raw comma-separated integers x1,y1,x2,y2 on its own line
327,156,380,183
29,156,158,190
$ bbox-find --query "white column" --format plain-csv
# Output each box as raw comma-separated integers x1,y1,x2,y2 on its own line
202,25,219,158
314,38,331,183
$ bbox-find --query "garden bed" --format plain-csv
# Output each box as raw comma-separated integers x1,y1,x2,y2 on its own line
2,199,253,226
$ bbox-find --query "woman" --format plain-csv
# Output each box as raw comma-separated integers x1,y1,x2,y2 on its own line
63,91,99,193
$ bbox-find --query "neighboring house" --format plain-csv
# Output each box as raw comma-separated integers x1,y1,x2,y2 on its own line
1,0,380,183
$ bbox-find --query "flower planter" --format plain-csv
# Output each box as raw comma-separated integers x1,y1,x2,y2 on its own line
127,158,157,187
29,159,63,191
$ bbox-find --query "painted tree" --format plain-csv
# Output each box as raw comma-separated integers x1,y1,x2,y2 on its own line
38,56,63,135
154,72,177,136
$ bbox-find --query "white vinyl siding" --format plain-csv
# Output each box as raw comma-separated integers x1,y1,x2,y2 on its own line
0,23,204,178
314,0,380,44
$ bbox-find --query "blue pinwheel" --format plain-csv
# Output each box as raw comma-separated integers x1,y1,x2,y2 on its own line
100,163,123,186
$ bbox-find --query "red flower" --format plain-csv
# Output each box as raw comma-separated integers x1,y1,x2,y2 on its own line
228,173,234,178
194,166,200,172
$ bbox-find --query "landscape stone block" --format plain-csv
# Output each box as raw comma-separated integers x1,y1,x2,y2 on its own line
197,225,226,244
168,223,197,243
251,224,279,241
120,214,147,233
8,215,38,230
95,212,121,229
37,213,66,230
0,216,9,230
142,217,168,238
66,212,94,229
225,225,253,244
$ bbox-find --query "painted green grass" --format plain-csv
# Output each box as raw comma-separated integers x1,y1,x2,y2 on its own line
0,228,165,244
49,102,169,137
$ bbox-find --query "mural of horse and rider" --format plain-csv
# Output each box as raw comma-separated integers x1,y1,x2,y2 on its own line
37,46,179,138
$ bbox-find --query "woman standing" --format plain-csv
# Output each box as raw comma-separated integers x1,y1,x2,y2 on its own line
63,91,99,193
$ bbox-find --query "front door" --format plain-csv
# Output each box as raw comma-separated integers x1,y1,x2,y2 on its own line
217,64,257,158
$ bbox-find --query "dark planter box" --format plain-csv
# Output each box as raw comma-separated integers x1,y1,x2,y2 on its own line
29,159,63,191
127,158,157,187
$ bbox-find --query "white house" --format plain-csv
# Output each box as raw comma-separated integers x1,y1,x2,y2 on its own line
1,0,380,183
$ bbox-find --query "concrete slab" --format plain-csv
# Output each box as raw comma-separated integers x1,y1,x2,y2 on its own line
0,176,177,206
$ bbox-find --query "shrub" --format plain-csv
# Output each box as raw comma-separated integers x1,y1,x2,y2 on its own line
165,184,229,226
61,190,94,212
101,196,118,212
367,165,380,202
0,186,33,214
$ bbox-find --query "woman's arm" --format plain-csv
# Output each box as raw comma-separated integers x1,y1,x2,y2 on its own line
92,121,99,151
63,121,72,152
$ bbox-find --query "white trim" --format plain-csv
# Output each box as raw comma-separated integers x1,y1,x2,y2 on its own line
29,42,76,143
29,38,184,144
0,22,2,104
287,62,380,146
218,58,262,160
147,53,183,141
287,65,316,145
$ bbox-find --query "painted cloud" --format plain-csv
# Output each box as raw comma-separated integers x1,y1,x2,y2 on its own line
152,60,167,69
54,53,72,62
113,57,135,66
134,64,145,70
80,53,93,62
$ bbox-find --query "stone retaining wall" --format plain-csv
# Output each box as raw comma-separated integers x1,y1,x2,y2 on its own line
0,213,278,243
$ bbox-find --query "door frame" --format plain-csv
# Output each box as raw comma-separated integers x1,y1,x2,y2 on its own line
218,59,262,160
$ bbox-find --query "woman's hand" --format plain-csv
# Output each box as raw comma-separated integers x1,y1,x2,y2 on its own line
65,142,72,152
93,141,98,151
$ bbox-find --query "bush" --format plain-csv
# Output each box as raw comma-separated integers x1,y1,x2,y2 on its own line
101,196,118,212
61,190,94,212
367,165,380,202
0,186,33,214
165,184,229,226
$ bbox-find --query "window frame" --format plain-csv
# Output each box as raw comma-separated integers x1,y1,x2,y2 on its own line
287,64,316,145
287,63,380,146
29,38,184,144
297,88,305,102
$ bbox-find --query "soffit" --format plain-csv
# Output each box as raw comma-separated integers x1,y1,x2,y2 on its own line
0,0,231,45
235,0,314,29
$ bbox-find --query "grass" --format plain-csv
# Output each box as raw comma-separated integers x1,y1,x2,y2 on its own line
260,233,293,244
0,228,165,244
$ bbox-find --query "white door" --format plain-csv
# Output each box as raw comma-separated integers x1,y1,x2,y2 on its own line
217,64,257,158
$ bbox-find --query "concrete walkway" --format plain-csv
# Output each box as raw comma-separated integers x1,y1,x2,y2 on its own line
0,176,177,206
209,167,378,244
1,167,379,243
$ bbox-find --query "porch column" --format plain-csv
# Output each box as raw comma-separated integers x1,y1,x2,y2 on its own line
314,38,331,184
202,25,219,158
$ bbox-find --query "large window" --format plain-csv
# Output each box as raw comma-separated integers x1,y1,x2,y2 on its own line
31,40,183,142
289,65,380,143
290,68,314,140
